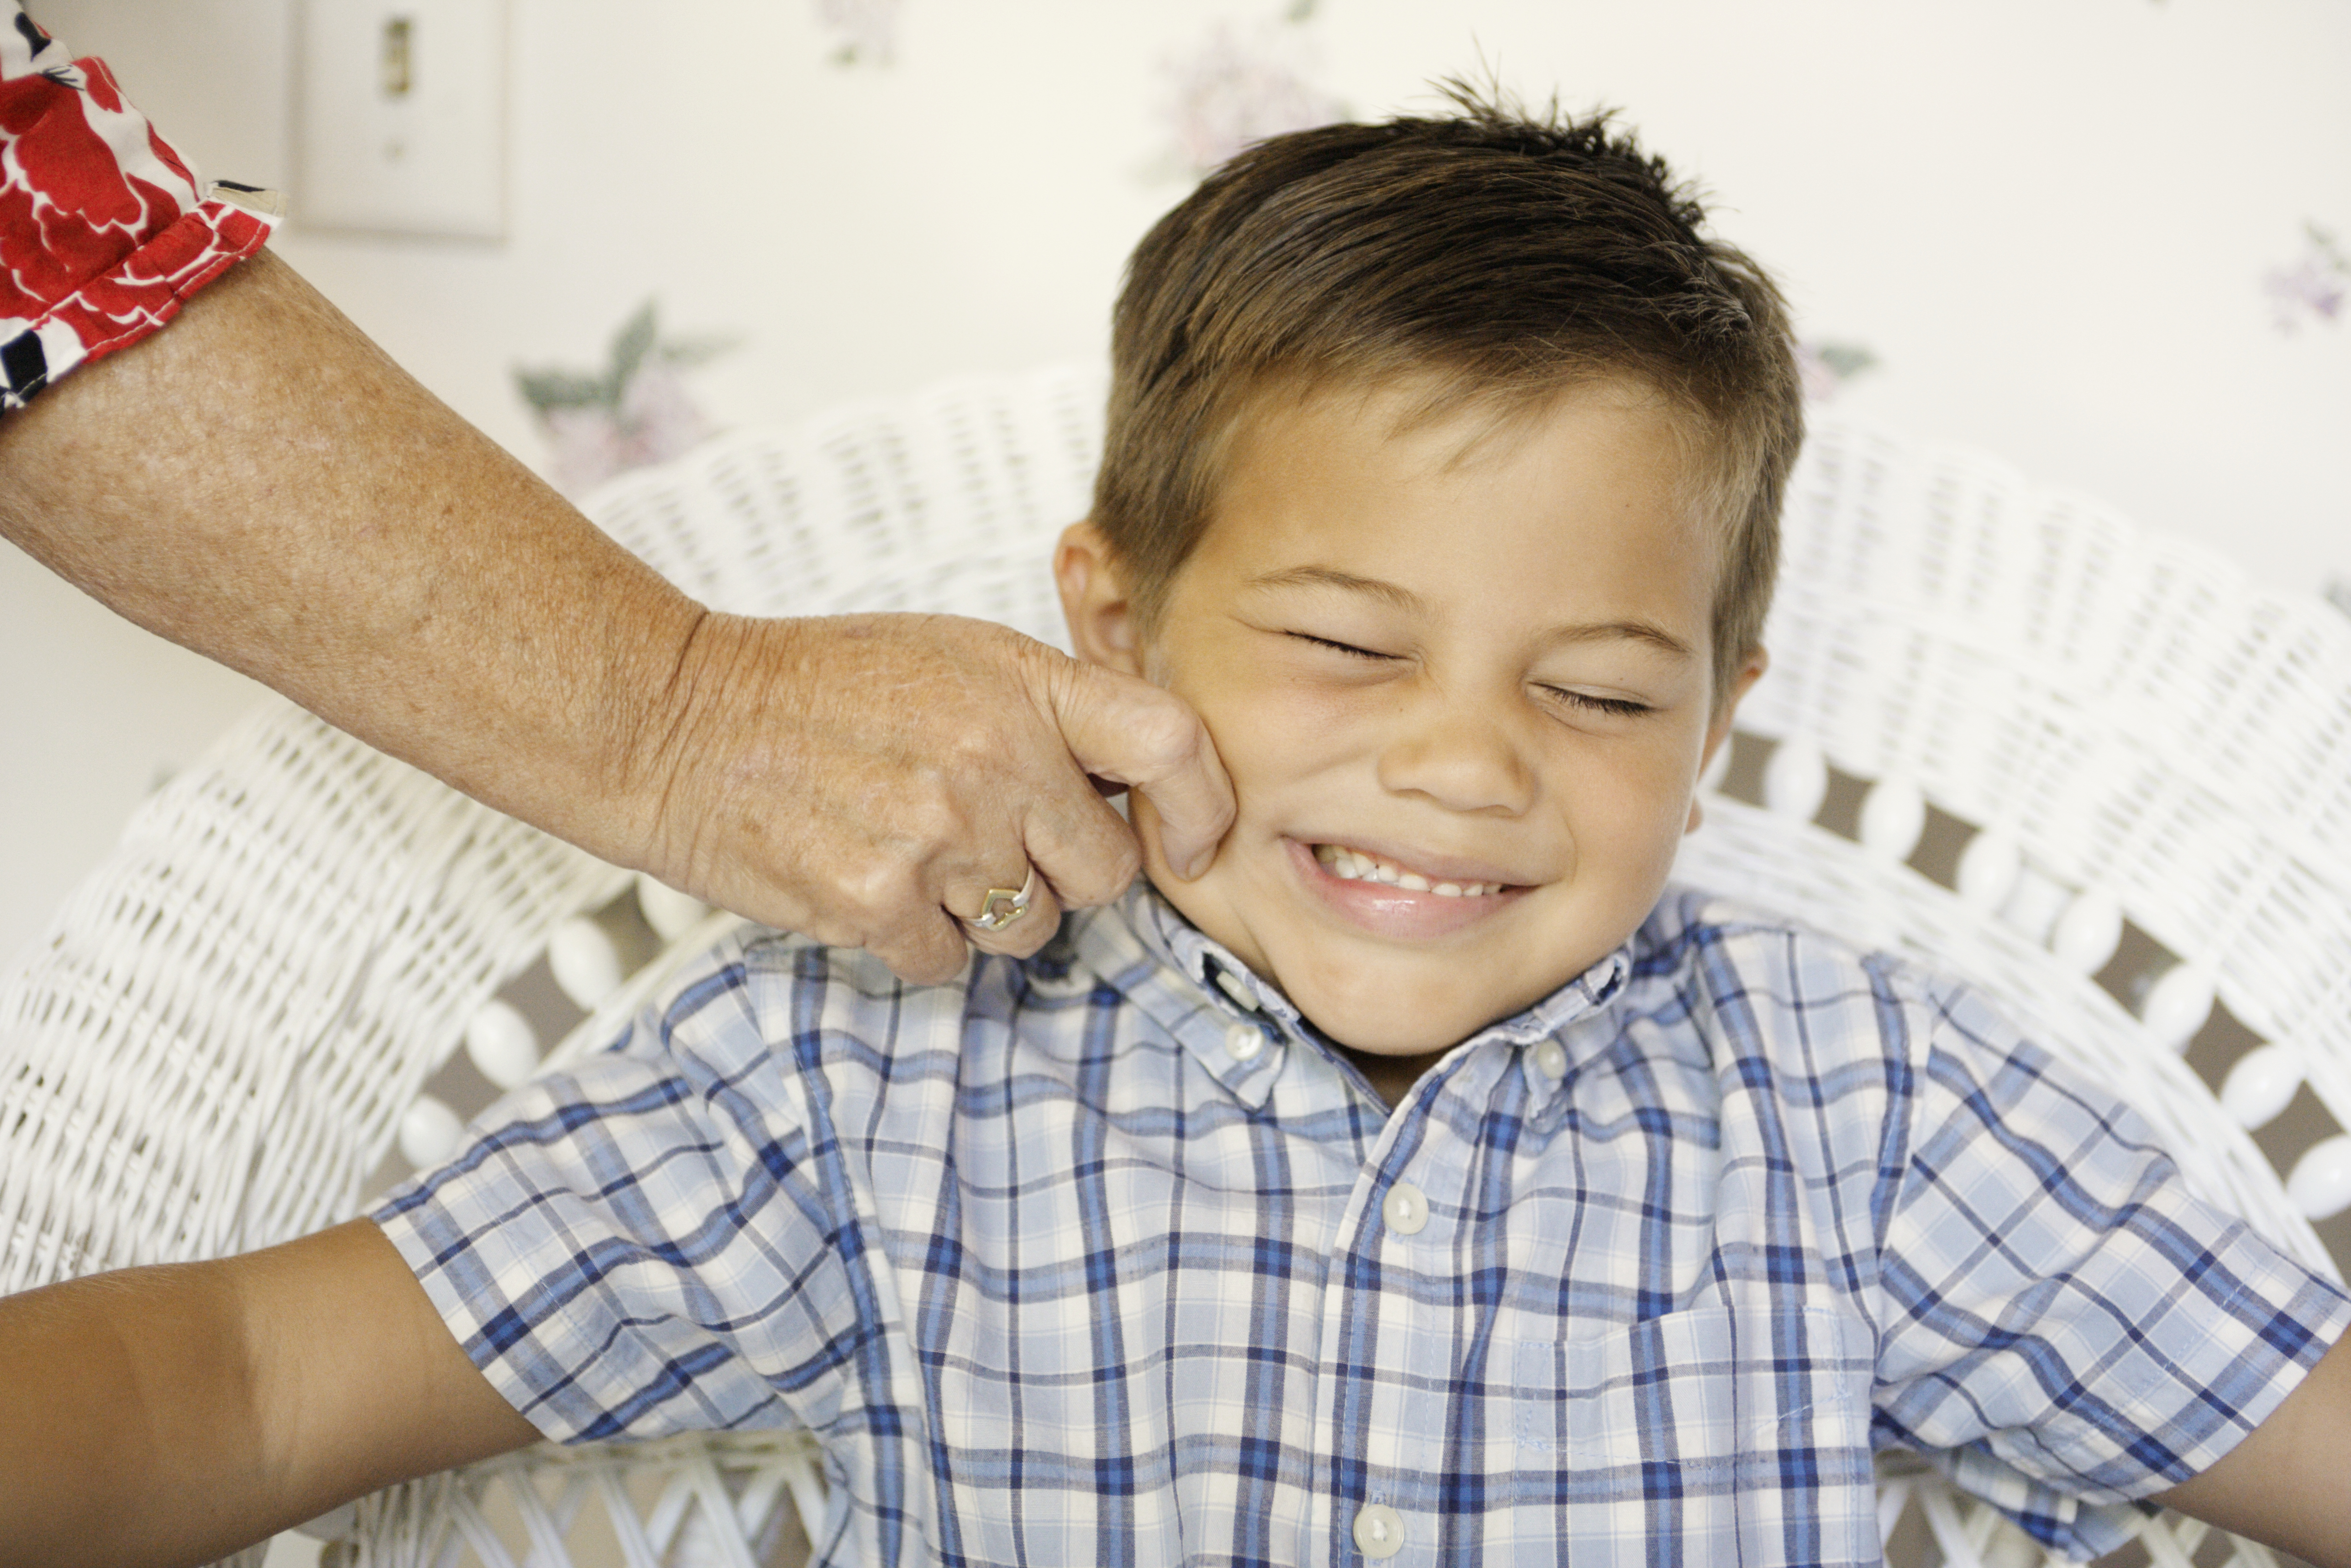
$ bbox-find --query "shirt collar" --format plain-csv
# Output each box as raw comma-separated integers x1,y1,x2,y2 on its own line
1067,884,1637,1112
1475,941,1635,1114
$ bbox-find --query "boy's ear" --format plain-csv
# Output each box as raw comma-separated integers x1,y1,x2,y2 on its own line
1688,646,1768,835
1054,522,1147,677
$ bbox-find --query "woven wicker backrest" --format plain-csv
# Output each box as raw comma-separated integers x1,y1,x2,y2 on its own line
2,367,2341,1568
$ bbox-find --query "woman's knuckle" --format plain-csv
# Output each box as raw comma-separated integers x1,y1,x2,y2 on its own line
1134,706,1200,771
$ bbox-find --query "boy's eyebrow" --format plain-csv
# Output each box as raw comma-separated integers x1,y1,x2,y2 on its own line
1248,566,1424,612
1550,619,1696,661
1248,565,1696,660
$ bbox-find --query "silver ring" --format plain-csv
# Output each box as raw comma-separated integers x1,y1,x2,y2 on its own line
964,865,1038,933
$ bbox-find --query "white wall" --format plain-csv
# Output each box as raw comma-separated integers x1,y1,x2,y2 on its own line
5,0,2348,963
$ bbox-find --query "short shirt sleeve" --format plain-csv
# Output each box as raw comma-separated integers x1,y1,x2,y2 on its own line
0,5,275,409
370,941,878,1444
1873,977,2351,1551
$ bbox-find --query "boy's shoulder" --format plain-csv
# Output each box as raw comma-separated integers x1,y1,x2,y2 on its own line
625,905,1148,1082
607,922,982,1106
1640,881,1952,987
1630,882,2012,1073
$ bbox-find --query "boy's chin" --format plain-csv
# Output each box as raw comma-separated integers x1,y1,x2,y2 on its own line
1284,966,1543,1057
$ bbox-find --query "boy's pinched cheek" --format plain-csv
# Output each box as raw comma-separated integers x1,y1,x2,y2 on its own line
1150,627,1351,769
1212,688,1385,820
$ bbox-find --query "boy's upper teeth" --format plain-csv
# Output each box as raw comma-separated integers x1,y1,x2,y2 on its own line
1313,842,1496,897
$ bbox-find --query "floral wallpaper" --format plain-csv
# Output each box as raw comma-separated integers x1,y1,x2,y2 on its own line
2267,221,2346,336
815,0,903,67
1155,16,1346,178
1797,341,1881,405
514,304,736,497
785,0,2344,350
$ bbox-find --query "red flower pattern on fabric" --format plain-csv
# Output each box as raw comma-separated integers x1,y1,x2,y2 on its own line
0,2,274,409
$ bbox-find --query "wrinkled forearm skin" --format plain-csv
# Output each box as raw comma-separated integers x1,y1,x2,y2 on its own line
0,249,703,872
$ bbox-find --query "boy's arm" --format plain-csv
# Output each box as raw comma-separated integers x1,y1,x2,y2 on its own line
2150,1327,2351,1568
0,1218,538,1568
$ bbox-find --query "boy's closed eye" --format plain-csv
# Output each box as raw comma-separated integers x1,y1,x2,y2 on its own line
1282,629,1661,723
1287,629,1400,661
1537,687,1655,720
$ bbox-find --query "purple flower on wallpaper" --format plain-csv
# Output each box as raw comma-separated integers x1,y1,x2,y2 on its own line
1158,21,1345,177
514,302,738,497
1796,340,1879,403
2264,222,2346,334
815,0,902,66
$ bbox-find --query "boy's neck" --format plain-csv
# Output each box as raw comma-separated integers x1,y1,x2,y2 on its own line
1338,1043,1446,1111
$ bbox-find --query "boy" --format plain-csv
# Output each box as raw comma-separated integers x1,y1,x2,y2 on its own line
5,91,2349,1568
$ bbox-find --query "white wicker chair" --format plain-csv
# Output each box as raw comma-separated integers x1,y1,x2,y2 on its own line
2,365,2344,1568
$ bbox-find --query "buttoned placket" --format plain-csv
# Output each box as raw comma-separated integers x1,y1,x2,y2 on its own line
1083,891,1641,1564
1294,971,1633,1563
1301,1044,1507,1565
1123,933,1422,1565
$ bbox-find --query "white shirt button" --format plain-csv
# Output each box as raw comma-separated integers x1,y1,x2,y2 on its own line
1532,1039,1567,1080
1214,967,1259,1011
1381,1181,1428,1236
1225,1022,1264,1062
1353,1503,1405,1559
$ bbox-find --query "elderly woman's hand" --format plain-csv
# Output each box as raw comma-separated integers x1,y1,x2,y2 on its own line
626,611,1228,982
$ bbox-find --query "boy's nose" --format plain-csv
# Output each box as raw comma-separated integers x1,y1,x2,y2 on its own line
1375,696,1538,816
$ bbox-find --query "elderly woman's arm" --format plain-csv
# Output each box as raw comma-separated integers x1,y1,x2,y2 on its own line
0,248,1229,981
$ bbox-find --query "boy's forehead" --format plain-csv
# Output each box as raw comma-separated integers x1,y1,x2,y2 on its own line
1196,370,1725,574
1126,372,1730,704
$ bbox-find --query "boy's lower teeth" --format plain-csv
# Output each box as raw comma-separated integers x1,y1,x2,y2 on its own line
1312,843,1492,898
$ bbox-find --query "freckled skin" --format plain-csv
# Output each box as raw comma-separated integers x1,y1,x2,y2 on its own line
1057,378,1764,1104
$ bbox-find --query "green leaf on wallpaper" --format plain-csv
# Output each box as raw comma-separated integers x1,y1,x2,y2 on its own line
817,0,900,67
608,302,659,394
660,334,742,370
2306,220,2347,273
513,300,742,419
512,367,610,412
1815,343,1878,379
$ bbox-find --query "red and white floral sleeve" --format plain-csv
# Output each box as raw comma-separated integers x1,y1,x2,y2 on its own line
0,4,276,410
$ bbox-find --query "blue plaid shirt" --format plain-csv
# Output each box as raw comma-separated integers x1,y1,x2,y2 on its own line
376,887,2347,1567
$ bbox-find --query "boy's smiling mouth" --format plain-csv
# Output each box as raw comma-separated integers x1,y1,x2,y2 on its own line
1287,836,1534,941
1312,841,1509,897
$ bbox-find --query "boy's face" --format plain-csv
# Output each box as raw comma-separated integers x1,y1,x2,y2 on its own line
1057,376,1761,1064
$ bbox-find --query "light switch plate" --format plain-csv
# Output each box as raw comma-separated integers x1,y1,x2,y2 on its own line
293,0,507,240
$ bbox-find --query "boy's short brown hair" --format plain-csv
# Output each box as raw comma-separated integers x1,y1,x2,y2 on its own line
1092,85,1802,698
